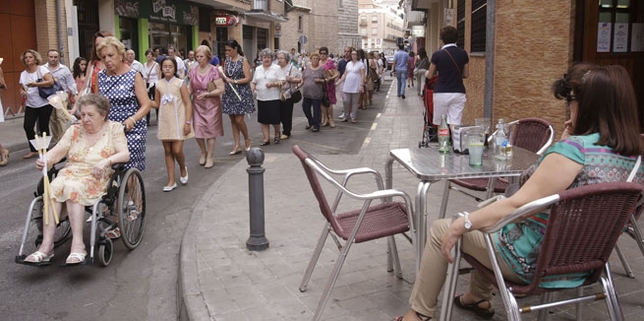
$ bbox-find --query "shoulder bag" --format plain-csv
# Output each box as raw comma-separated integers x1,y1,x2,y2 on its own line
321,79,330,107
37,68,64,99
288,65,302,104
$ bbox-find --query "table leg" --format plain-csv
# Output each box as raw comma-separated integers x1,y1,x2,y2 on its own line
415,181,432,272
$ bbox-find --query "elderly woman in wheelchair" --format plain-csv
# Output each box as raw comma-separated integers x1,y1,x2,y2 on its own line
396,63,644,321
23,94,130,266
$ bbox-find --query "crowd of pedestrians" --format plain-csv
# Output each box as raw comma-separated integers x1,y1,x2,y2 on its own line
1,36,395,190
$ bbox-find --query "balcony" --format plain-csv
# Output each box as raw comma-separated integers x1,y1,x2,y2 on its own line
253,0,268,11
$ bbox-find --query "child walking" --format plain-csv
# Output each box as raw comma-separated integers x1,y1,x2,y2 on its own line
154,57,194,192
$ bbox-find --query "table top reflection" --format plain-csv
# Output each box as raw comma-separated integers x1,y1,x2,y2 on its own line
389,145,540,181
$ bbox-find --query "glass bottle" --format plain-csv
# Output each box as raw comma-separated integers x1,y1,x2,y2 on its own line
438,114,450,153
494,118,508,160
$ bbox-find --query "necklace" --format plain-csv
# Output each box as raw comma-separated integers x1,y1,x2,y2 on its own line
198,65,210,73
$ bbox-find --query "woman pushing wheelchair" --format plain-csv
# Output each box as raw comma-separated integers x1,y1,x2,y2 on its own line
23,94,129,266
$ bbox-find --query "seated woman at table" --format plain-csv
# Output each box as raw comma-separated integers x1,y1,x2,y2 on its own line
23,94,130,266
395,63,644,320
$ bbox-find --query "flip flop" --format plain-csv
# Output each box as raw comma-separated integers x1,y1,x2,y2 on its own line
454,294,494,319
65,252,87,265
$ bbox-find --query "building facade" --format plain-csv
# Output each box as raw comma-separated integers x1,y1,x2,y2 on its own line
1,0,295,116
359,0,405,55
406,0,644,133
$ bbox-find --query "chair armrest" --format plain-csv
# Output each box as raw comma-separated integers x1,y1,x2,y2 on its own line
476,194,560,234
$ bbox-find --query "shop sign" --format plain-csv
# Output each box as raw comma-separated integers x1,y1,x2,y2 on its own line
114,0,198,25
214,15,240,27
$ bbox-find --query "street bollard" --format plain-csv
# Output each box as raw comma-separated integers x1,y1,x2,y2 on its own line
246,147,269,251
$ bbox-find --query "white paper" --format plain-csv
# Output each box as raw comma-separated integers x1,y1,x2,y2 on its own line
632,23,644,52
613,23,629,52
597,22,612,53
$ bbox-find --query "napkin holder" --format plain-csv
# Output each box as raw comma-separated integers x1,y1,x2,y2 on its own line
452,125,483,154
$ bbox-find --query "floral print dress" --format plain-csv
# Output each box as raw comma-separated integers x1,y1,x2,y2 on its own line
49,122,127,206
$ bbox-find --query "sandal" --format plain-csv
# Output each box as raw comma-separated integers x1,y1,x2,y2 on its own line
454,294,494,319
106,227,121,239
0,149,9,166
24,251,54,264
65,252,87,265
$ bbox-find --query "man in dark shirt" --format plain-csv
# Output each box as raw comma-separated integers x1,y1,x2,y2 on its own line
337,47,352,78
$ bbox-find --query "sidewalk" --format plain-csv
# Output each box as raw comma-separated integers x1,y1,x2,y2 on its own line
177,79,644,321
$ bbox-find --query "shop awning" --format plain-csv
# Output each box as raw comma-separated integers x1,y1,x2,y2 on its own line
244,10,288,22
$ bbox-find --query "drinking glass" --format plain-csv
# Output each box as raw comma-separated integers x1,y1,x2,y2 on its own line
468,130,485,166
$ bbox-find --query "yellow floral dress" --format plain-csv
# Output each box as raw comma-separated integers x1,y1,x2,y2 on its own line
50,121,127,206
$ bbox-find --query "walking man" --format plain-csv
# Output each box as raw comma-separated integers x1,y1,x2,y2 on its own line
392,44,409,99
44,49,76,144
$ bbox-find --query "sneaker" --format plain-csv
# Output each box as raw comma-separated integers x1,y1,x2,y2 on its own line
338,113,346,120
280,134,290,140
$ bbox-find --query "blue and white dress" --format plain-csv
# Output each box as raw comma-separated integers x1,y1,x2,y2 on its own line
98,69,147,171
221,56,255,115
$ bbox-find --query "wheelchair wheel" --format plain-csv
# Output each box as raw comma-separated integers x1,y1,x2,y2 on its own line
116,168,146,250
29,197,71,248
98,238,113,267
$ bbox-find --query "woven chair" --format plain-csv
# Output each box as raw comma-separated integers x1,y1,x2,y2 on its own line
439,118,555,218
614,197,644,278
293,145,414,321
440,182,643,321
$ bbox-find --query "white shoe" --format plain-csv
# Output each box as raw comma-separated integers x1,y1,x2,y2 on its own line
163,183,177,192
180,167,189,185
338,113,346,120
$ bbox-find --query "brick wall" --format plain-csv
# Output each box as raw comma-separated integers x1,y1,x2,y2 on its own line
337,0,360,54
462,0,573,133
34,0,72,66
310,1,338,53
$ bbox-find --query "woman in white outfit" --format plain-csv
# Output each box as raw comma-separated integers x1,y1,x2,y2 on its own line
336,50,364,123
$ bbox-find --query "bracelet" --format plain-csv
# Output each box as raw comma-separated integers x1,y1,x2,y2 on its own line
107,157,112,167
234,79,238,84
129,117,136,123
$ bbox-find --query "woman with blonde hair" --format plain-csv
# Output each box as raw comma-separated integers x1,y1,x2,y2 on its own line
97,36,151,172
188,45,225,168
19,49,55,159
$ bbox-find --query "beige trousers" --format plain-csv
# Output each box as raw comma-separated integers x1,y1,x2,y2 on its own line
408,218,525,318
49,108,70,144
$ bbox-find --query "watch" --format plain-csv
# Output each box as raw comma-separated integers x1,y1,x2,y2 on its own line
463,212,472,231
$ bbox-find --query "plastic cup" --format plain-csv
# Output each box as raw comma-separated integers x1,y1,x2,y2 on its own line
468,130,485,166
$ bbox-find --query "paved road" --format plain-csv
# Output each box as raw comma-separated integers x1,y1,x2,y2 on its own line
0,79,392,320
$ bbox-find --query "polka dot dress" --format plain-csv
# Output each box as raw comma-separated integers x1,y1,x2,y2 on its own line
99,69,147,171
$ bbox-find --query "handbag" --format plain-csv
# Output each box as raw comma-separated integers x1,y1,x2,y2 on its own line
37,69,64,99
290,89,302,104
321,80,330,107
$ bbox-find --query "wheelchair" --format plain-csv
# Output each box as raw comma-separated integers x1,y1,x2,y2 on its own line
15,160,146,267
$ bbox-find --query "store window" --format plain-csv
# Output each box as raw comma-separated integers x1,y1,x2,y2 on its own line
597,0,640,53
120,17,139,56
149,21,192,54
471,0,487,53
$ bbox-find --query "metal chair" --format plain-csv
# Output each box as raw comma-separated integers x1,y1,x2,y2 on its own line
293,145,414,321
440,182,643,321
439,118,555,217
